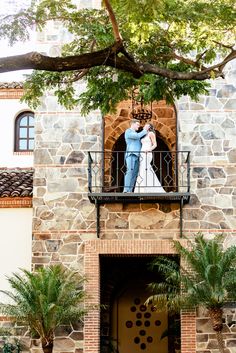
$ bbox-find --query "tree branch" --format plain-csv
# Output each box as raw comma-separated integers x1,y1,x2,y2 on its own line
0,44,142,78
0,44,235,81
103,0,122,43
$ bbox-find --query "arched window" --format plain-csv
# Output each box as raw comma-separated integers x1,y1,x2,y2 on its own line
14,111,34,152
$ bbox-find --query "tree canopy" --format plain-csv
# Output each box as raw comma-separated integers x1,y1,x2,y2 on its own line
0,0,235,113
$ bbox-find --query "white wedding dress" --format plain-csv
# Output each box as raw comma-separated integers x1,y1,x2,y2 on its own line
134,134,166,193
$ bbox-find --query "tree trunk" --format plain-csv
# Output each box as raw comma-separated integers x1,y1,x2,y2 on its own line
41,338,54,353
208,308,225,353
215,331,225,353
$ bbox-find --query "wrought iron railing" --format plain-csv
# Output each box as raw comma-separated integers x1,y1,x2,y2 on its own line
88,151,190,195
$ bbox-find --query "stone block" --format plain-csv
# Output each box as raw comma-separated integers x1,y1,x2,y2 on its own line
69,331,84,340
79,233,97,240
32,241,46,252
54,337,75,350
197,319,214,333
226,176,236,187
224,99,236,110
66,151,85,164
32,256,50,264
106,213,129,229
129,209,165,230
207,339,221,349
200,221,221,229
200,125,225,140
222,118,235,128
164,219,180,229
195,146,213,156
45,240,62,252
59,243,77,255
40,211,54,220
183,208,205,220
86,123,101,135
205,96,223,109
192,167,209,178
191,133,204,145
219,188,233,195
208,167,226,179
183,221,200,229
228,149,236,163
197,188,216,202
215,195,232,208
197,178,211,189
48,179,78,193
196,114,212,123
34,178,46,186
36,187,46,197
217,85,236,98
53,207,79,220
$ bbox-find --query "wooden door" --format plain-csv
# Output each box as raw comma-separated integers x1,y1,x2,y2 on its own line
112,283,168,353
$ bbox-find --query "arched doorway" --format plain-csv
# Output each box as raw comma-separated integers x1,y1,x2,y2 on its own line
110,132,173,192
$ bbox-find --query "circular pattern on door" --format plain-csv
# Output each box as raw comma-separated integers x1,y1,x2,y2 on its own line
127,297,163,350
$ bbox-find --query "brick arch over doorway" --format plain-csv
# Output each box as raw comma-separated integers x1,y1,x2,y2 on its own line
104,100,177,151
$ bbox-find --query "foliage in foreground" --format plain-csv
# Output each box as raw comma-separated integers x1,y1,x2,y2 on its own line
0,0,235,113
148,235,236,353
0,265,86,353
0,339,21,353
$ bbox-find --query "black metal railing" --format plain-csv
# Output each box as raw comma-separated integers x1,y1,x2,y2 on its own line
88,151,190,195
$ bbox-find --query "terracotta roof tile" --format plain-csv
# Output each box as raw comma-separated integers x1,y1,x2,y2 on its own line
0,169,33,197
0,82,23,89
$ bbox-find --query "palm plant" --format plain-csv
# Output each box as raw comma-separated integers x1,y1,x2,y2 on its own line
147,235,236,353
0,265,86,353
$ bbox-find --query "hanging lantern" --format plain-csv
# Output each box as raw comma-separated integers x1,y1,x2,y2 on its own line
130,89,152,122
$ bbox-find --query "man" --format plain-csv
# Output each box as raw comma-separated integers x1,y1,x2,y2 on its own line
124,119,150,192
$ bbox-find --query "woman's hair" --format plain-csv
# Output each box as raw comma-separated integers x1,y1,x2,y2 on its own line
148,123,155,132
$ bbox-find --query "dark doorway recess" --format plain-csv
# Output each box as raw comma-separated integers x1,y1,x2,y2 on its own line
111,132,173,192
100,256,180,353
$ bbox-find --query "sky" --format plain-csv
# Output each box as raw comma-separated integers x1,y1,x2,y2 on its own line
0,0,35,81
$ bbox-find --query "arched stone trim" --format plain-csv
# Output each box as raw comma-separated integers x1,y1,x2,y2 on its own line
104,100,177,152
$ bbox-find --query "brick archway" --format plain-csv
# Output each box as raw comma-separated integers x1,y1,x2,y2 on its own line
104,100,177,152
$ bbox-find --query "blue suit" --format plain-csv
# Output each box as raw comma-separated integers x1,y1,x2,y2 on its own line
124,128,147,192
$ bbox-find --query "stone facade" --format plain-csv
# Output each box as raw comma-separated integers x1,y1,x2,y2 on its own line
30,60,236,353
2,0,236,352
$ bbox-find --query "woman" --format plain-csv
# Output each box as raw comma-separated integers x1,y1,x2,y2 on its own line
134,124,166,193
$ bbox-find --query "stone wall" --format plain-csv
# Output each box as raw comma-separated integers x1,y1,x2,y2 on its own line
14,0,236,350
178,60,236,353
179,61,236,240
30,59,236,353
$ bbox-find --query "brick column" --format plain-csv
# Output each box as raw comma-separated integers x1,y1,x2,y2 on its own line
181,310,196,353
84,244,100,353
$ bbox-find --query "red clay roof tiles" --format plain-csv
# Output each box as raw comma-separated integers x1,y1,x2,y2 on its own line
0,169,33,197
0,82,23,89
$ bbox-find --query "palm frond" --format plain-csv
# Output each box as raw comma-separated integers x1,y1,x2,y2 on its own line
0,265,86,346
149,234,236,313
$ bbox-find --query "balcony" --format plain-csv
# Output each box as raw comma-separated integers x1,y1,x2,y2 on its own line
88,150,190,204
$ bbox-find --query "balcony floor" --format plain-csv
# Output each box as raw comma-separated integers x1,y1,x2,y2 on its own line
88,191,190,204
